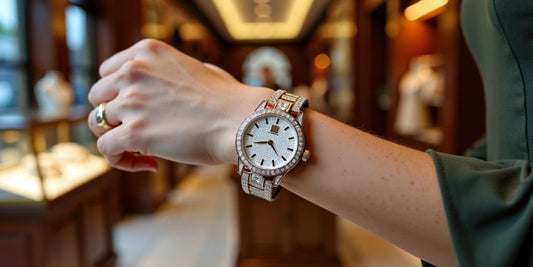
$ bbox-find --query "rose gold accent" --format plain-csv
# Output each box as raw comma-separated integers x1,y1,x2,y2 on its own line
302,150,311,162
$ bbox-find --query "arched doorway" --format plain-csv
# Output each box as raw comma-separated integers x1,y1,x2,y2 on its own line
242,47,292,90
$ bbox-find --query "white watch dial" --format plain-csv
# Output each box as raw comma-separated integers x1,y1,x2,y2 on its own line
243,114,298,170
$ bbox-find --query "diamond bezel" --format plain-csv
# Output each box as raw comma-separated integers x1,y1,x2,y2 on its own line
236,108,305,177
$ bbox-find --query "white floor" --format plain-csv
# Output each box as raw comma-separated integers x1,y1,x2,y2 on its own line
114,165,421,267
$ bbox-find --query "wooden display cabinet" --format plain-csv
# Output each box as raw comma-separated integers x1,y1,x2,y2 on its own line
0,169,119,267
0,108,119,267
118,158,171,214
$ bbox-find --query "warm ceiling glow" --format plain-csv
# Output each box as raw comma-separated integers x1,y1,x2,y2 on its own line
405,0,448,21
212,0,314,40
314,53,330,69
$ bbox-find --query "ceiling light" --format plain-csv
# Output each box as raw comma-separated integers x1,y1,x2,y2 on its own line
212,0,314,40
405,0,448,21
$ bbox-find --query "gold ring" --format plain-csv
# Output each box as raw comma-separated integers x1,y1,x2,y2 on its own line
95,103,112,130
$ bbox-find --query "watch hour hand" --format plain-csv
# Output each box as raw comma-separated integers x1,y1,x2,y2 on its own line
253,141,269,144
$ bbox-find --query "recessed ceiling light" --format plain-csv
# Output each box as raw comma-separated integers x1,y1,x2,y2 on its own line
212,0,313,40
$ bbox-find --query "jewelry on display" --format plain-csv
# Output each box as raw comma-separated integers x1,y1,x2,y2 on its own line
236,90,310,201
96,103,112,130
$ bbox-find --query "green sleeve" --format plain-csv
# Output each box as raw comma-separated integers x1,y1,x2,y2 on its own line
427,150,533,266
463,137,487,161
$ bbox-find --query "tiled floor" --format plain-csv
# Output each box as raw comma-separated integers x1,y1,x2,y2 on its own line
114,165,420,267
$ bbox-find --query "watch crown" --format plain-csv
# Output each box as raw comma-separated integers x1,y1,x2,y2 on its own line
302,150,311,162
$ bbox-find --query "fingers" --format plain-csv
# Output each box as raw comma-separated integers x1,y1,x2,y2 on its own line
109,151,158,172
97,126,158,172
88,70,122,107
99,39,170,77
99,46,136,77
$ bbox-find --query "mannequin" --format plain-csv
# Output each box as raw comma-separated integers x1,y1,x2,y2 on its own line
34,71,73,114
395,55,444,137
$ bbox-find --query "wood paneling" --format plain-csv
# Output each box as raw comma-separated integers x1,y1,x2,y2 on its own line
119,159,170,214
0,170,119,267
0,233,32,267
236,177,339,266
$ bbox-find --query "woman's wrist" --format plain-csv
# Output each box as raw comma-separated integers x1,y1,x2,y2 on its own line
214,85,273,165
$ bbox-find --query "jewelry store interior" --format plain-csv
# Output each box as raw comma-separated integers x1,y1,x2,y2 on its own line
0,0,485,266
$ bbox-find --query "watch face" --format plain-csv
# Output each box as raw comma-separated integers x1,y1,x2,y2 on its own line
237,109,304,177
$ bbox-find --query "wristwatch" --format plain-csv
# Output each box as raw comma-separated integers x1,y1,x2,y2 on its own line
236,90,310,201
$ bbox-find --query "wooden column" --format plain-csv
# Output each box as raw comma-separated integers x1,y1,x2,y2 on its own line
27,0,70,88
94,0,142,65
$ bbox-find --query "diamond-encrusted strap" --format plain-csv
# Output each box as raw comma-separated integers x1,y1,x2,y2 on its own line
241,170,279,201
267,90,308,116
241,171,251,194
249,177,281,202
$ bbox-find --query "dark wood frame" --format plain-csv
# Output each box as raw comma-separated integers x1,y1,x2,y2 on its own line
0,169,119,267
236,181,340,267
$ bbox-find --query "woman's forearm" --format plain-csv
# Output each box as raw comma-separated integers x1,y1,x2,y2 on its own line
88,39,457,266
277,110,457,266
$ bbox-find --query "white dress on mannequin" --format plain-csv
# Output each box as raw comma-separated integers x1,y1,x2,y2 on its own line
34,71,73,114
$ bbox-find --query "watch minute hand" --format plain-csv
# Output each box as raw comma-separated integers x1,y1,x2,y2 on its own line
253,141,269,144
268,140,279,156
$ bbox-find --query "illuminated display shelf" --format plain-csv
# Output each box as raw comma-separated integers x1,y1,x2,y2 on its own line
0,106,111,202
0,155,109,201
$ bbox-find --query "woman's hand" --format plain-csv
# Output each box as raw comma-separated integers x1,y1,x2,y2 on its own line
88,39,273,172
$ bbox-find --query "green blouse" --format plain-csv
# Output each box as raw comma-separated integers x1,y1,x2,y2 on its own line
426,0,533,266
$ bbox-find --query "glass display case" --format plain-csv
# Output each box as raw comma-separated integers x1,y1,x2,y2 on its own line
0,106,109,202
0,107,119,267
